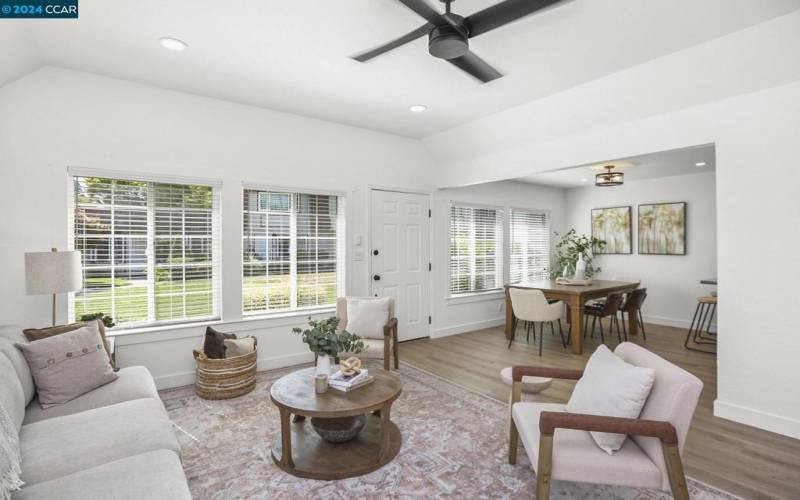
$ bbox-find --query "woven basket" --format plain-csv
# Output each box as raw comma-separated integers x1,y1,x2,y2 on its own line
192,337,257,400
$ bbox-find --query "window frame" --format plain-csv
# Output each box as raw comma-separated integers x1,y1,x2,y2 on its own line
508,207,551,284
66,168,223,330
447,201,505,297
241,184,347,318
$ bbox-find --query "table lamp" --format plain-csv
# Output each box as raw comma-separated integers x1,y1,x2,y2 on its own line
25,248,82,326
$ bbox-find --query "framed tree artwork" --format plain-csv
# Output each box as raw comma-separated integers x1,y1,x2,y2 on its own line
590,206,632,254
638,202,687,255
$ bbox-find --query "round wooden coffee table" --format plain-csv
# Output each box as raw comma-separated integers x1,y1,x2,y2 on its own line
270,367,402,480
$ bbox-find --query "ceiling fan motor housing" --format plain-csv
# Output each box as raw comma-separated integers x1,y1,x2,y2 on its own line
428,15,469,59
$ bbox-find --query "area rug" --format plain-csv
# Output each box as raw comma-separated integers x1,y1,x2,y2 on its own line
160,363,738,500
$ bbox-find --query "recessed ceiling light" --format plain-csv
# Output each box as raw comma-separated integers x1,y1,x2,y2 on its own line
409,105,427,113
159,37,187,51
695,161,707,167
580,178,588,182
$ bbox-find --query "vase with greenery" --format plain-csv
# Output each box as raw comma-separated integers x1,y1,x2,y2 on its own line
292,317,365,375
80,312,115,329
550,229,606,279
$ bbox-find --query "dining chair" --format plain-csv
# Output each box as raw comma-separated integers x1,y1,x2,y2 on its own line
508,342,703,499
620,288,648,341
509,288,568,355
583,292,625,345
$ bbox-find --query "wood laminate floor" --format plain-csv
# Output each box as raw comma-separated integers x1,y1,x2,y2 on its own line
400,321,800,500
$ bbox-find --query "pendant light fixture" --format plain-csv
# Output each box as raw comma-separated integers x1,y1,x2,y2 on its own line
595,165,624,187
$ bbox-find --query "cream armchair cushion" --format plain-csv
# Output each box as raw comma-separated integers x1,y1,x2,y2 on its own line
344,297,392,340
565,345,655,454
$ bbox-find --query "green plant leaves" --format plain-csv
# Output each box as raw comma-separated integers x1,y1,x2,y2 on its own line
292,316,365,357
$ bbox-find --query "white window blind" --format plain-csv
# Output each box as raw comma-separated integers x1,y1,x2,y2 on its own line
242,189,345,315
69,176,221,328
509,209,550,283
449,204,504,295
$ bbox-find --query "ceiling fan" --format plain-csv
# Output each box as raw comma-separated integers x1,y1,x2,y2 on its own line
351,0,564,83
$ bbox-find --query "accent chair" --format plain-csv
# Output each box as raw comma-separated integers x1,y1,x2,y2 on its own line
508,342,702,500
336,297,399,371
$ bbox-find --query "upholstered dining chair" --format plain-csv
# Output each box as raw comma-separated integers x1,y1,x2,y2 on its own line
336,297,399,370
509,288,567,355
620,287,648,341
583,292,626,344
508,342,702,499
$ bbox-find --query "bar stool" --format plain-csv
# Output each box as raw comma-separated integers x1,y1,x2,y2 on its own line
685,295,717,353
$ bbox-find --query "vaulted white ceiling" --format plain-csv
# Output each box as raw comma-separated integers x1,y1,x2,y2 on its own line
7,0,800,137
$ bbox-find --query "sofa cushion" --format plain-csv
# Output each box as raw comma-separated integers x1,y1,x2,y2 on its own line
19,398,179,485
0,328,35,406
12,450,191,500
24,366,160,424
0,354,25,432
512,401,662,490
15,326,118,408
23,320,113,366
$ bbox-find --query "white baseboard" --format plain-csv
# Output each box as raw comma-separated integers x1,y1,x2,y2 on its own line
153,351,315,390
433,317,505,338
430,313,712,341
714,399,800,440
641,313,716,333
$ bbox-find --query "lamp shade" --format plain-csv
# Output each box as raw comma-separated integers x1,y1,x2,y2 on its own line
25,250,82,295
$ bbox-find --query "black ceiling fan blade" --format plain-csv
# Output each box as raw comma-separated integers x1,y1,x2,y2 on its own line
466,0,563,38
446,51,503,83
351,24,431,62
395,0,447,25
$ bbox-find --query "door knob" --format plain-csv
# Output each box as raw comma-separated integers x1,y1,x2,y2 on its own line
373,249,379,256
373,275,381,281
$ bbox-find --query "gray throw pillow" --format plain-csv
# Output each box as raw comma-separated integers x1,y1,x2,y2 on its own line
16,326,118,408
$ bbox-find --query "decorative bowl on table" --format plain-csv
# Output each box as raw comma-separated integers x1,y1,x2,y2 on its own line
310,415,367,443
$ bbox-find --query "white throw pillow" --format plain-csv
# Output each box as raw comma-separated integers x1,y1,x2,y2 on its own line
223,337,256,358
565,344,655,454
346,298,391,340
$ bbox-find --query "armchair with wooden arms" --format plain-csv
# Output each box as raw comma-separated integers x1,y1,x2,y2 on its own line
508,342,702,499
336,297,399,371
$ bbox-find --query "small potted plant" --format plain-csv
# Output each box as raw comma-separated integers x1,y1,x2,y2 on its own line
80,312,115,329
292,317,365,375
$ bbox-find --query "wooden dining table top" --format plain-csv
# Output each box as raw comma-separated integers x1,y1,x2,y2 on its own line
506,279,640,295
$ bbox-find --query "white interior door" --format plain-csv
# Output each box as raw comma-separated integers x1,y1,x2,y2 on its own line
370,189,431,341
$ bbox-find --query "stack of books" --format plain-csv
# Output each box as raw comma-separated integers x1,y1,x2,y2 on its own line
328,368,373,392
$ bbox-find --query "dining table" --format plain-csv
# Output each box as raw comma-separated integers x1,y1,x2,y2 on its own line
504,279,641,354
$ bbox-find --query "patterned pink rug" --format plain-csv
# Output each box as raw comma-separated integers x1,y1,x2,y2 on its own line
160,362,738,499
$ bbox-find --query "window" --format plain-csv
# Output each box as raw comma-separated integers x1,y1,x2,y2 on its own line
449,204,504,295
242,189,345,315
69,175,221,328
509,209,550,283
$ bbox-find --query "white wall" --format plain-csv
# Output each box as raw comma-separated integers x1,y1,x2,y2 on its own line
0,66,436,388
431,180,566,337
564,172,717,329
420,11,800,438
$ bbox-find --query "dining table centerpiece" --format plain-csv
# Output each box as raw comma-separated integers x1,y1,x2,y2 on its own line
551,229,606,279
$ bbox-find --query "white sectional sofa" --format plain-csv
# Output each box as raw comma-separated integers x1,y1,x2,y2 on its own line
0,327,192,499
